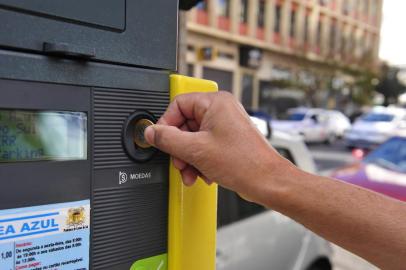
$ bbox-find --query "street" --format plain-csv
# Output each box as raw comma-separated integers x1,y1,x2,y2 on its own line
308,141,379,270
308,141,355,176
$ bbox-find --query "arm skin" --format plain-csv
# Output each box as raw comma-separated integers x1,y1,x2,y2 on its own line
144,91,406,270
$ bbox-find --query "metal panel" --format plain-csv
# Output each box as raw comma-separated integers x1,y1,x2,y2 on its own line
0,0,125,30
93,87,169,169
91,86,170,269
92,184,168,269
0,0,178,70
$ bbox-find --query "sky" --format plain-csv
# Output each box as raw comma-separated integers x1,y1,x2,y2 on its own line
379,1,406,67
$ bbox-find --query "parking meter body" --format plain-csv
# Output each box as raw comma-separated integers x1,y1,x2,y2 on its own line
0,2,217,270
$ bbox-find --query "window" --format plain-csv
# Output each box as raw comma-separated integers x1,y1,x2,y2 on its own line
241,74,254,109
275,147,296,164
364,137,406,174
274,4,281,33
236,196,266,221
340,29,347,56
361,113,395,122
187,64,194,77
240,0,249,23
218,0,231,30
304,12,310,44
287,113,306,121
196,0,209,25
290,9,296,38
329,21,337,53
257,0,266,28
347,30,355,58
218,147,298,227
196,1,207,11
218,0,230,17
256,0,266,39
217,187,266,227
316,19,322,47
217,187,240,227
203,67,233,92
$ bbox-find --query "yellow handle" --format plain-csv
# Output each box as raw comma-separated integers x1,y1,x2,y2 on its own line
168,74,218,270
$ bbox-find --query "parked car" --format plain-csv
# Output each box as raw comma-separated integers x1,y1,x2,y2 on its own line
217,117,332,270
272,108,351,144
325,110,352,138
332,136,406,201
344,106,406,149
247,109,273,122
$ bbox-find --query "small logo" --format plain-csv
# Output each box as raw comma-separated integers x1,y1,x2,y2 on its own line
119,171,128,185
66,207,86,227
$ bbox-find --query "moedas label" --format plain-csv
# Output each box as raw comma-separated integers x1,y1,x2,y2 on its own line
119,171,152,185
0,200,90,270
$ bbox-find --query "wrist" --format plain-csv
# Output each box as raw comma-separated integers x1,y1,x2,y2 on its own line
258,152,305,210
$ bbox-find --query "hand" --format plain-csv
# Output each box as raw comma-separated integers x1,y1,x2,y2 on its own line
144,91,291,204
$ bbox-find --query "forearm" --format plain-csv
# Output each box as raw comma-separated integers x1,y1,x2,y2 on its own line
148,92,406,268
262,158,406,270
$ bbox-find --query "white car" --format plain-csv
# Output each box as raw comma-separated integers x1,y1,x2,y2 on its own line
272,108,351,144
217,118,332,270
345,106,406,149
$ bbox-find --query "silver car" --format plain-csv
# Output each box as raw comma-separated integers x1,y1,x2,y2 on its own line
345,106,406,149
272,108,351,144
216,119,332,270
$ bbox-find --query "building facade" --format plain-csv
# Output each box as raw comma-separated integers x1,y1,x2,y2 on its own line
184,0,383,116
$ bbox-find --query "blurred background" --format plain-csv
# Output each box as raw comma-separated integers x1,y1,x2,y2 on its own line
178,1,405,269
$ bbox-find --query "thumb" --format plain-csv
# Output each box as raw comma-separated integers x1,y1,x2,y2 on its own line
144,124,198,162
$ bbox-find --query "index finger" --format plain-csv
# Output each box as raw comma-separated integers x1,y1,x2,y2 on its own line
158,92,214,127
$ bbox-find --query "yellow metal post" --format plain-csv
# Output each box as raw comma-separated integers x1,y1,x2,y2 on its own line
168,74,218,270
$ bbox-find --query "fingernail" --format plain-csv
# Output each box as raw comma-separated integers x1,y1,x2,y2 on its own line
144,125,155,146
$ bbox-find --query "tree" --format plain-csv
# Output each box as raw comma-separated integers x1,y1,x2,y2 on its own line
376,64,406,105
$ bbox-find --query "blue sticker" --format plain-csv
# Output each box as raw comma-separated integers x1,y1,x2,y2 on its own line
0,200,90,270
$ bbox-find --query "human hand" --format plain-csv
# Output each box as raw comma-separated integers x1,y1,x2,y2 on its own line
144,92,291,204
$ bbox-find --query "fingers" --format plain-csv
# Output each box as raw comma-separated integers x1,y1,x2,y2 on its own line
158,93,213,127
144,124,201,163
180,166,199,186
173,157,187,170
180,165,214,186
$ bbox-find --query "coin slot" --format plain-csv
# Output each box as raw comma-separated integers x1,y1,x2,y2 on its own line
122,111,157,162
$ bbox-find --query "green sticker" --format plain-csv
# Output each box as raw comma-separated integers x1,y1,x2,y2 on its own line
130,253,167,270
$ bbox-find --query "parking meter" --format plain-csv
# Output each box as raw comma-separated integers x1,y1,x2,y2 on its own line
0,2,217,270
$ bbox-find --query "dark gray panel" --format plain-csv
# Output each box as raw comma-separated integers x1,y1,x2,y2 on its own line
0,0,178,70
91,85,170,269
93,87,169,169
0,49,170,91
0,0,125,30
0,78,90,110
92,184,168,269
0,161,91,210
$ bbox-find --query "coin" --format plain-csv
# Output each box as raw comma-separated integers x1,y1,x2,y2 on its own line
133,118,154,148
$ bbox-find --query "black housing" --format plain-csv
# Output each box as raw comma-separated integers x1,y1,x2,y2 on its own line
0,1,178,269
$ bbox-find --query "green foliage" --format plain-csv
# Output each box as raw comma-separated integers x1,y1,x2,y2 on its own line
351,70,377,105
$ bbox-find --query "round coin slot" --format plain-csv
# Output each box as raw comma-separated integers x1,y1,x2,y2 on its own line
123,111,157,162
